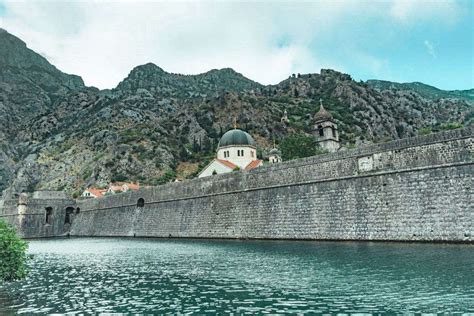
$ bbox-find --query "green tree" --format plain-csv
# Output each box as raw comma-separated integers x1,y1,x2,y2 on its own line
192,137,201,152
280,133,321,160
201,136,213,153
439,122,463,131
418,127,432,135
0,220,28,282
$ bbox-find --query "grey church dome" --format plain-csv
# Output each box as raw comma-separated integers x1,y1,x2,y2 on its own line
314,100,333,122
269,148,281,155
218,129,256,148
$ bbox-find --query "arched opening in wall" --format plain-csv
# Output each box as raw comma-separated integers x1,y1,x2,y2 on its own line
76,207,80,214
65,207,74,224
318,125,324,137
137,198,145,208
45,207,53,225
332,127,336,138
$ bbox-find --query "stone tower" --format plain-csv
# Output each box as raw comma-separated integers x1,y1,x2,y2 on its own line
312,99,340,152
281,110,289,124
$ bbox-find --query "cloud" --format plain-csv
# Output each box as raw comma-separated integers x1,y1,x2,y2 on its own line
389,0,463,25
424,40,436,58
0,0,467,89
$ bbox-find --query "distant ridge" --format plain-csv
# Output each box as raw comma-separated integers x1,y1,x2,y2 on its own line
366,80,474,101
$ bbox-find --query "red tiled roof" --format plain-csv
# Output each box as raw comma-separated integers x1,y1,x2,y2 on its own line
216,159,238,169
125,183,140,190
109,182,140,191
245,160,262,171
86,188,107,198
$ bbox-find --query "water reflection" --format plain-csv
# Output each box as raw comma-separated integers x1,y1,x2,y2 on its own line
1,238,473,314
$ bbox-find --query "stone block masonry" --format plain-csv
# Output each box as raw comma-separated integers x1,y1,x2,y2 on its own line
0,191,76,238
1,127,473,242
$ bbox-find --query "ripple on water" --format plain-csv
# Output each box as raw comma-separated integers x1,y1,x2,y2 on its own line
0,238,473,314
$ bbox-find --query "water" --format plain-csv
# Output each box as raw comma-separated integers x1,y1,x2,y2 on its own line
0,238,473,314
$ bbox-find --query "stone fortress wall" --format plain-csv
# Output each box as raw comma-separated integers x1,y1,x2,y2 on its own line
1,127,473,242
0,190,76,238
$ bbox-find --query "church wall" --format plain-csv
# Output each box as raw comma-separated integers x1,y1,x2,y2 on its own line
199,160,233,177
217,145,257,168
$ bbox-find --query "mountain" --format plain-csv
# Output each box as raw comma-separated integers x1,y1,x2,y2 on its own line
0,28,85,194
0,29,472,196
366,80,474,101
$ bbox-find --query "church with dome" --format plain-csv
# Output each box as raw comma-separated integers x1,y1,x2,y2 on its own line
198,100,339,178
198,128,263,178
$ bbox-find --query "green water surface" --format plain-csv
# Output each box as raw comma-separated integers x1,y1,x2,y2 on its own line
0,238,473,314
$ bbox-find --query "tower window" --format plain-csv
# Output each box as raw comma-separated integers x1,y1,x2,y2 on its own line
332,127,336,138
318,125,324,137
251,151,254,158
65,207,74,224
45,207,53,225
137,198,145,208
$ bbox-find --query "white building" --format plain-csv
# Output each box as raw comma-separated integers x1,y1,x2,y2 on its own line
198,129,263,178
106,182,140,194
82,188,107,198
267,147,282,163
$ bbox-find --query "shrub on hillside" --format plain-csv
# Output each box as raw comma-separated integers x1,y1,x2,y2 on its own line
280,133,326,160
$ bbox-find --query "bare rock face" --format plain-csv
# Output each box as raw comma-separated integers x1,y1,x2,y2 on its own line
0,28,472,195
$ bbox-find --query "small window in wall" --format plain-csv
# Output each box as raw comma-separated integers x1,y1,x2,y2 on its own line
332,127,336,138
76,207,80,214
318,125,324,137
137,198,145,208
45,207,53,225
251,151,254,158
65,207,74,224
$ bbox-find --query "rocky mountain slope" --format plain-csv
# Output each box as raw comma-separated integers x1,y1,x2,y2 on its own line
0,28,472,196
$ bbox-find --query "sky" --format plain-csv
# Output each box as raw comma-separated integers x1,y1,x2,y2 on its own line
0,0,472,90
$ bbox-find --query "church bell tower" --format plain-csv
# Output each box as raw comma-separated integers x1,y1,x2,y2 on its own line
312,99,340,152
